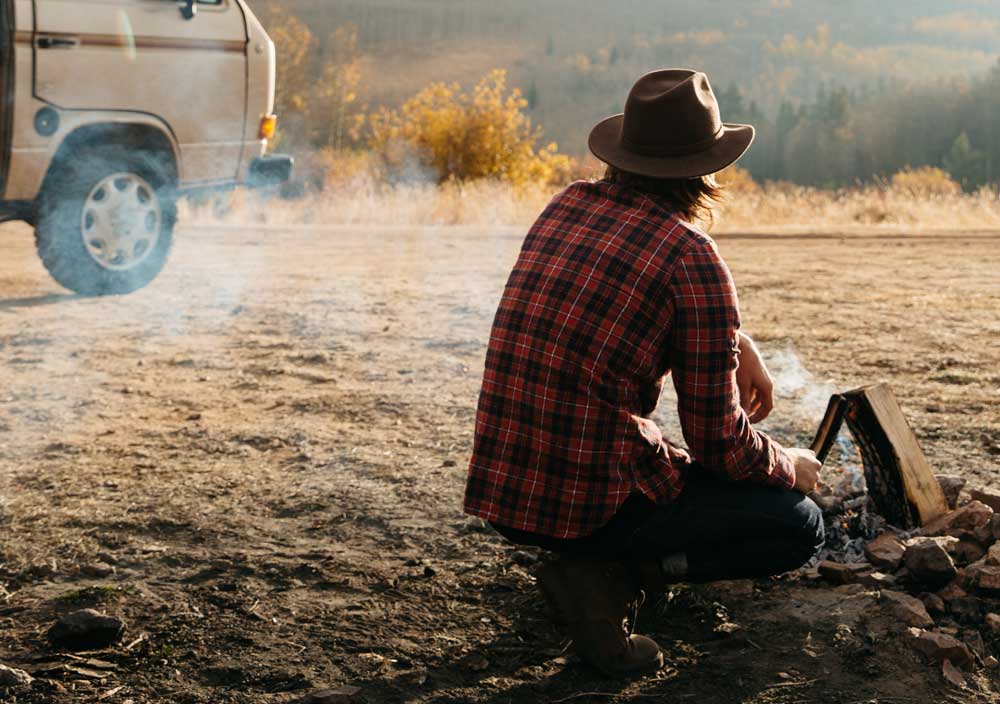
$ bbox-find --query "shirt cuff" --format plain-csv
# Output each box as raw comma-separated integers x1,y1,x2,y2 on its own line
767,443,797,491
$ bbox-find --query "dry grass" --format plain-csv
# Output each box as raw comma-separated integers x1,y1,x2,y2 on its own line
718,182,1000,232
182,170,560,228
182,150,1000,231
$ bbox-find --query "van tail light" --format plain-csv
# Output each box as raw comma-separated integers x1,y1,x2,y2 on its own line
259,114,277,140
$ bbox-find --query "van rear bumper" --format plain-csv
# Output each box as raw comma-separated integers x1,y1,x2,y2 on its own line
248,154,293,188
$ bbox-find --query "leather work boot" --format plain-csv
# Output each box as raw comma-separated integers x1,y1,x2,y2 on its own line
535,557,664,677
636,554,686,598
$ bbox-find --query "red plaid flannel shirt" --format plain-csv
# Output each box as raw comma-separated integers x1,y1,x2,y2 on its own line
465,180,796,540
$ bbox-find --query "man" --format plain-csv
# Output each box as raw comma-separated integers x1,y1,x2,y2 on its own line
464,69,825,677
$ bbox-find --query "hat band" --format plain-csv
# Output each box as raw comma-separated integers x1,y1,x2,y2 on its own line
619,124,725,157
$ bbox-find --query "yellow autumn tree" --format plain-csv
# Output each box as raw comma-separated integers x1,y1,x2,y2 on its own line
890,166,961,196
258,3,363,149
258,4,310,125
368,70,572,185
315,25,364,151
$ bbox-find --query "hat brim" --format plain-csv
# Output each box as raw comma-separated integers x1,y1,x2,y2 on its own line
588,114,755,179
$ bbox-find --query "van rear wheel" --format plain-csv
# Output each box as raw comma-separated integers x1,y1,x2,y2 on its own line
35,147,177,295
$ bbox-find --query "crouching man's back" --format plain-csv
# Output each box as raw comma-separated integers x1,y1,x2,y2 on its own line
464,69,825,678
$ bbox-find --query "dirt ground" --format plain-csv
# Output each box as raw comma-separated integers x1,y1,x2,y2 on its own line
0,219,998,704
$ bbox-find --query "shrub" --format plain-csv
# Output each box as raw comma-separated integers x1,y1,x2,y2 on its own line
716,165,760,195
890,166,961,196
295,148,377,193
368,70,573,186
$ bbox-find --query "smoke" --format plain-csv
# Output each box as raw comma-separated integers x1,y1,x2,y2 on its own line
763,346,839,422
380,141,440,186
762,346,864,495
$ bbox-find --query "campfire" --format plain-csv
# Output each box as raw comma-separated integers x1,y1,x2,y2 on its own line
804,383,1000,688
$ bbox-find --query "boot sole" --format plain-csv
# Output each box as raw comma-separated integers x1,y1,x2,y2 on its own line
595,648,665,678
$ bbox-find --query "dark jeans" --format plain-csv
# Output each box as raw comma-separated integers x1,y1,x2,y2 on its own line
495,473,825,582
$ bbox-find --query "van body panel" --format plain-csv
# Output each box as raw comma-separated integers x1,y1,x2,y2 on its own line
8,109,181,198
237,0,273,179
31,0,249,184
12,0,25,31
0,0,17,197
5,0,38,199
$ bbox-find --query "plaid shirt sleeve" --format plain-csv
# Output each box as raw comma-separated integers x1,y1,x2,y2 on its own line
668,239,796,489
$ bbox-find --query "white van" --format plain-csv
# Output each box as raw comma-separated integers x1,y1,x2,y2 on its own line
0,0,291,294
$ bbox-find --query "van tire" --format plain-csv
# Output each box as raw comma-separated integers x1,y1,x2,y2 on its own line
35,147,177,296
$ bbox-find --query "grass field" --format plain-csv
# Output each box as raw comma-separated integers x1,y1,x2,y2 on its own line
186,177,1000,232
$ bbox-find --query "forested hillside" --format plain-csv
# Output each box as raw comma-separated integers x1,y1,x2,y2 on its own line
259,1,1000,187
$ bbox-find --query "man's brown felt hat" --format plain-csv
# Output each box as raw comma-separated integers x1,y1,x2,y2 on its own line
589,69,755,179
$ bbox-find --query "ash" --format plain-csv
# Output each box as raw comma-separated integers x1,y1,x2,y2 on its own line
809,441,913,564
815,494,885,564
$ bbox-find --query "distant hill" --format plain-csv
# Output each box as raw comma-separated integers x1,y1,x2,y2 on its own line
267,0,1000,154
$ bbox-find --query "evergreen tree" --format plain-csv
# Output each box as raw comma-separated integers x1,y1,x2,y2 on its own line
826,87,850,127
812,81,828,120
767,100,800,181
718,83,746,120
526,79,539,111
943,132,985,190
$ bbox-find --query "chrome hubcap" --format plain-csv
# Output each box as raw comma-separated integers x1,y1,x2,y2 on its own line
81,172,162,271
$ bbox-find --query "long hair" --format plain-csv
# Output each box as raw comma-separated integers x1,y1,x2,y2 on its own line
603,165,725,227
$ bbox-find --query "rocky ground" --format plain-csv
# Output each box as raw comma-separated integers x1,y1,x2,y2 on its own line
0,222,998,703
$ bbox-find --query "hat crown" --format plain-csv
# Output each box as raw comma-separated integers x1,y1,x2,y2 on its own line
587,67,754,179
620,69,723,156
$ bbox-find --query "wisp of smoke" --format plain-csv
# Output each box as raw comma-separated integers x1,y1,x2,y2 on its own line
763,346,865,495
764,346,838,420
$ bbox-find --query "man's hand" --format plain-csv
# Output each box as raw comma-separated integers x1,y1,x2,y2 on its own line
787,448,822,494
735,332,774,423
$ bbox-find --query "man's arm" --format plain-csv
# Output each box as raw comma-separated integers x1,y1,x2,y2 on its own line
668,240,796,489
736,332,774,423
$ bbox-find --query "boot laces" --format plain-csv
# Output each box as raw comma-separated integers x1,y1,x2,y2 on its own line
626,589,646,637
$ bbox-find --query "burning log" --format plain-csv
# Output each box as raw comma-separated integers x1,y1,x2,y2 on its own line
811,383,949,530
803,386,1000,680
